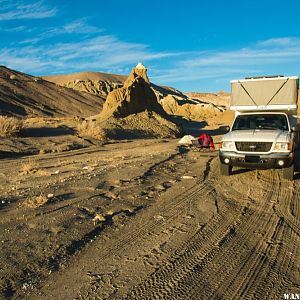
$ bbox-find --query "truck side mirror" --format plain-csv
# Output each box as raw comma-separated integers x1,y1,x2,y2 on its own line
219,125,230,133
292,124,300,132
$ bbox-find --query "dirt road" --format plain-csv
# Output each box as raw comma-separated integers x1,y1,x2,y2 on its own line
0,139,299,299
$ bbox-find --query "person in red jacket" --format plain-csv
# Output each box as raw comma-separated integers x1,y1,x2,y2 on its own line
197,133,215,150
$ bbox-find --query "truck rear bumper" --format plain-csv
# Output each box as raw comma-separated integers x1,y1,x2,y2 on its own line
219,151,294,169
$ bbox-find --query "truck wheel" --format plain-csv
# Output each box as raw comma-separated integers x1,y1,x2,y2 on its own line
283,164,294,180
220,163,232,176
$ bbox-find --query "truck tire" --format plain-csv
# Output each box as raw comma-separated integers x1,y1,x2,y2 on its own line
283,163,294,180
220,163,232,176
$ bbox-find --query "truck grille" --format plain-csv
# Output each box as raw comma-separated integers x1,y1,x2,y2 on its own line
235,142,272,152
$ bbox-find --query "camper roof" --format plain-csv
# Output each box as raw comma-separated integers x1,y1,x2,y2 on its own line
231,76,299,83
230,76,299,112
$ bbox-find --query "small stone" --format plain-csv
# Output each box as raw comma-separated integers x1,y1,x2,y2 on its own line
181,175,195,179
154,184,166,191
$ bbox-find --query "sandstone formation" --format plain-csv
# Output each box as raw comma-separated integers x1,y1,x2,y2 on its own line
43,71,126,100
63,80,123,98
160,94,224,122
100,63,167,119
95,63,181,139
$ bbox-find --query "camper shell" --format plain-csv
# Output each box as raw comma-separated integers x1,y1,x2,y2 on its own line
219,75,300,180
230,76,298,112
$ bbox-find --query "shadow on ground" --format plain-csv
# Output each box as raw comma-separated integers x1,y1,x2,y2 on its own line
22,126,74,137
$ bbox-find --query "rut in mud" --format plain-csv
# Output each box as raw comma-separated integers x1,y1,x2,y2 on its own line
0,140,299,299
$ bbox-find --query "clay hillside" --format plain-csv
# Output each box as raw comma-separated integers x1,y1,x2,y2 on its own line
44,70,189,101
43,67,229,123
0,66,105,117
43,71,127,85
43,72,127,98
0,63,233,126
186,91,231,107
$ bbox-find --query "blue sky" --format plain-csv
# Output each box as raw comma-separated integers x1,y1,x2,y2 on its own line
0,0,300,92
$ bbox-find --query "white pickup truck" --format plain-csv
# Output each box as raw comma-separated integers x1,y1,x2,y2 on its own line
219,75,300,180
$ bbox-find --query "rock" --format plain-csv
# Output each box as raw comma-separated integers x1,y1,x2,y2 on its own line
93,63,181,139
64,79,123,98
178,135,197,145
181,175,195,179
93,213,106,224
154,184,166,191
160,94,224,122
100,63,166,119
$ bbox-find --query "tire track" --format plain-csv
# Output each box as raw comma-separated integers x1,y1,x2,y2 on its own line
123,195,243,300
29,157,300,300
159,170,276,299
32,163,217,299
198,172,281,300
274,178,300,237
179,171,281,300
121,170,259,299
211,171,298,300
214,171,283,300
265,178,300,298
122,168,292,300
249,174,296,299
76,181,217,300
75,159,221,299
1,142,181,299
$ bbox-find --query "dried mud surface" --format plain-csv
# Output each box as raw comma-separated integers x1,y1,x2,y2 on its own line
0,138,300,299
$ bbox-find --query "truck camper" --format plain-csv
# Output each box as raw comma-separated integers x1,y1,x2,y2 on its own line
219,75,300,180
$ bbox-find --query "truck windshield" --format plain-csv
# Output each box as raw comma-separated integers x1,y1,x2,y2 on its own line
232,114,289,131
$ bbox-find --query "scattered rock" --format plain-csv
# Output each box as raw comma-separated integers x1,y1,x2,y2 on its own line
93,213,106,224
154,184,166,191
181,175,195,179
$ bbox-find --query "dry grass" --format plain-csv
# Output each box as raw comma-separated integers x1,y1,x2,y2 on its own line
20,159,38,174
22,194,49,208
77,120,106,141
0,116,23,137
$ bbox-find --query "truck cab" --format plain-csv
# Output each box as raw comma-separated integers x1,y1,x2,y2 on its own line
219,76,299,180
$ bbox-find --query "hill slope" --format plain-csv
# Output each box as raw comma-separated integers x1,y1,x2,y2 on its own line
185,91,230,107
44,71,189,102
43,72,126,99
43,71,127,85
0,66,105,117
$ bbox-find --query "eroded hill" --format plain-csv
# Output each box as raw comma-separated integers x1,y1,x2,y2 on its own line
0,66,105,117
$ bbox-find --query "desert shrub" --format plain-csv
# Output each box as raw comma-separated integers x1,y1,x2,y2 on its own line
0,116,23,137
20,159,37,174
22,194,48,208
76,120,106,141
